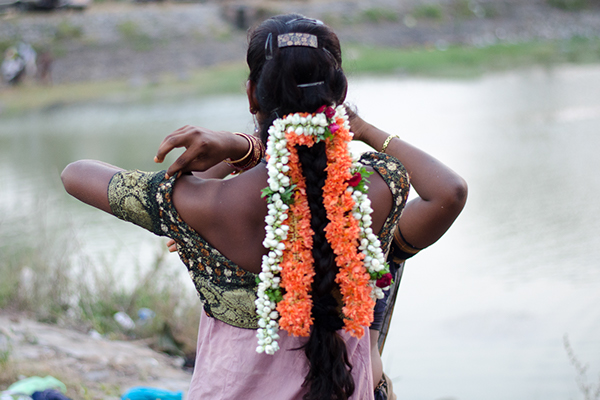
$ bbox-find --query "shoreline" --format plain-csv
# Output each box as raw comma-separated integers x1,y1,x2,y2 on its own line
2,36,600,117
1,0,600,115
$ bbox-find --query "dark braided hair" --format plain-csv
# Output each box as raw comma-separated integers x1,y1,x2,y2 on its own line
247,14,353,400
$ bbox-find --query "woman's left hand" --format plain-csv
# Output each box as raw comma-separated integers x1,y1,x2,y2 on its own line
154,125,249,178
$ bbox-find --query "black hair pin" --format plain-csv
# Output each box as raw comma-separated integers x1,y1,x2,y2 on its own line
265,32,273,60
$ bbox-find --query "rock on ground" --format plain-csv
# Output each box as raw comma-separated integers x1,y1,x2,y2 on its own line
0,312,191,399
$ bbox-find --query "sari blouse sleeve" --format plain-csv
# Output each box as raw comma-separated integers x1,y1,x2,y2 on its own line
107,169,170,235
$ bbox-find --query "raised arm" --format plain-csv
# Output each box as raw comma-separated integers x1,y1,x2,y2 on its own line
349,112,467,249
154,125,256,179
61,160,123,213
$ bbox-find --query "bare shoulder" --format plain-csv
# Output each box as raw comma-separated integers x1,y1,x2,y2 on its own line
172,167,266,229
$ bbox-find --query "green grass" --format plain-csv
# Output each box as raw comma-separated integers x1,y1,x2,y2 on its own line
547,0,588,10
0,344,10,368
412,4,444,20
343,37,600,77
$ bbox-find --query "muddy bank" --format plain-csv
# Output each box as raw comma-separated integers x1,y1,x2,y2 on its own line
1,0,600,84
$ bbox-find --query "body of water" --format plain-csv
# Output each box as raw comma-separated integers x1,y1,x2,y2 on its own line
1,65,599,400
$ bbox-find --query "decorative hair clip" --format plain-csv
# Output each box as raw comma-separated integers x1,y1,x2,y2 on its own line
297,81,325,88
277,33,318,49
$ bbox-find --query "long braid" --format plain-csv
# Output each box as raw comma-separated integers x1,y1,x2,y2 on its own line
297,143,354,400
247,14,353,399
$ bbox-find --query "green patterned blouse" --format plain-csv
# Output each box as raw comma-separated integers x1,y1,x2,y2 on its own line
107,152,409,330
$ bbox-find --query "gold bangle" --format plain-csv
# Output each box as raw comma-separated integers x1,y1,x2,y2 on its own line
381,135,398,153
226,133,252,164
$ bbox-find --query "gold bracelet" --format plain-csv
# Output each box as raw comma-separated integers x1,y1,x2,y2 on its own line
381,135,398,153
226,133,252,164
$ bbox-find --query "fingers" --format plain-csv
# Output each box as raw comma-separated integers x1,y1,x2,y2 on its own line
165,145,206,179
155,125,230,179
165,146,195,178
166,239,178,253
155,126,192,164
155,126,201,178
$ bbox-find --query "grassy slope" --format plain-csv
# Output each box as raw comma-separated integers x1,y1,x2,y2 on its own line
1,37,600,116
344,37,600,76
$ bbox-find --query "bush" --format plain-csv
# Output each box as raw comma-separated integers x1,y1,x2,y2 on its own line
413,4,444,20
547,0,588,10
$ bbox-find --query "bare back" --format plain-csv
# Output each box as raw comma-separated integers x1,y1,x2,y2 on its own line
172,163,393,274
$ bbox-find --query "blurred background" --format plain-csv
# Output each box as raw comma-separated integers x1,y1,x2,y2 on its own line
1,0,600,399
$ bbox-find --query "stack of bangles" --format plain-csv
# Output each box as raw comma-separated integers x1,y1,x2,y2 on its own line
225,132,266,173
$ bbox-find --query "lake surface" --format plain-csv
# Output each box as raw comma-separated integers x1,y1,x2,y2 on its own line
1,65,599,400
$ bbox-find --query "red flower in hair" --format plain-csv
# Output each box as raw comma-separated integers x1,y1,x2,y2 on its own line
347,172,362,187
376,273,393,288
317,105,326,113
325,107,336,119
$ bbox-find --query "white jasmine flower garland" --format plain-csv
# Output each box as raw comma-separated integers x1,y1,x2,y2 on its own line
255,105,392,355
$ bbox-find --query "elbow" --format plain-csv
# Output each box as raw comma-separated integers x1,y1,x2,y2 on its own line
441,176,468,215
453,176,468,208
60,159,115,213
61,160,86,196
61,162,77,195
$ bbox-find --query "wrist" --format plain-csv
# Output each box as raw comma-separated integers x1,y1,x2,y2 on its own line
225,132,266,174
352,119,387,150
349,114,368,142
381,135,401,153
227,132,251,162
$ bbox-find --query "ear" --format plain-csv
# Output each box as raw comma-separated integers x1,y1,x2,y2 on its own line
246,80,260,114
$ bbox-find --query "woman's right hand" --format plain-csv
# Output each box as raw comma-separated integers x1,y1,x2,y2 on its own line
154,125,250,179
166,239,178,253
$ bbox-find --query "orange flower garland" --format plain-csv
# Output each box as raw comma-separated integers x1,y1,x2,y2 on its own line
322,115,375,336
256,105,390,355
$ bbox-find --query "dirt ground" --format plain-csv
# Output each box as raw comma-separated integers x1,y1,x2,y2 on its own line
0,312,191,399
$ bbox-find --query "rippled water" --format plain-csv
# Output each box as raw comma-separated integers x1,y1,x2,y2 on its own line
1,65,599,400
